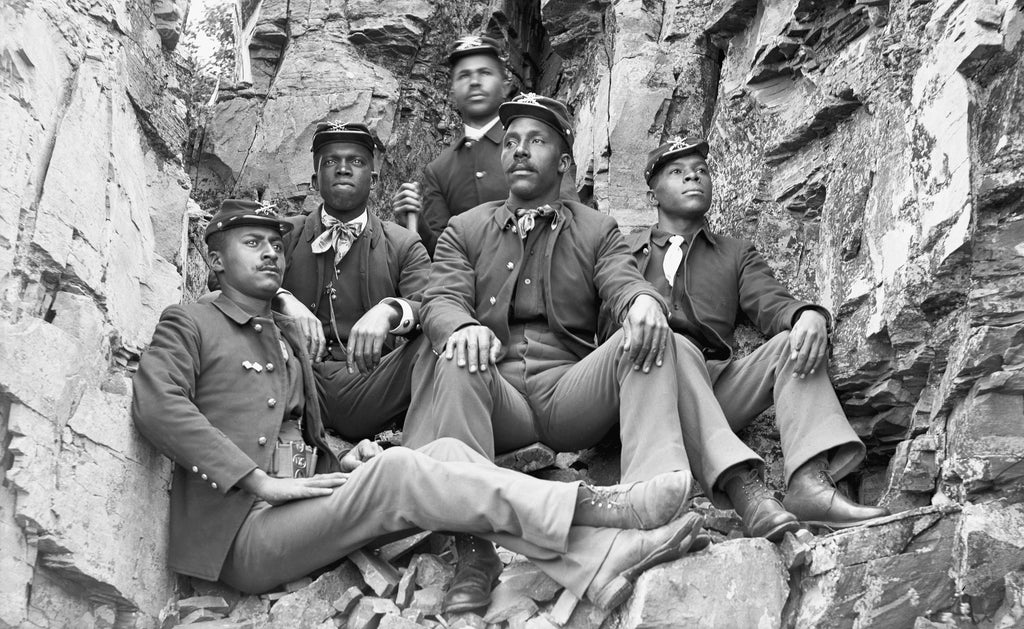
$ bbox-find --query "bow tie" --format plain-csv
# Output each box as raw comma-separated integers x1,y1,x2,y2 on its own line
513,204,556,238
311,213,363,267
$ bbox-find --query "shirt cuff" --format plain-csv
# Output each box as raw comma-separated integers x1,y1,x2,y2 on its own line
792,305,832,331
381,298,415,335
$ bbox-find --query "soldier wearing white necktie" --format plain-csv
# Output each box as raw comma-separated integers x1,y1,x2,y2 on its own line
602,137,890,538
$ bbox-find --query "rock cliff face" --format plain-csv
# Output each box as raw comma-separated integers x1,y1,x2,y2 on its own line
0,0,192,626
4,0,1024,627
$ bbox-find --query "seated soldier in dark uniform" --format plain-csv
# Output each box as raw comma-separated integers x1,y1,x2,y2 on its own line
132,200,708,609
272,122,431,442
604,136,889,535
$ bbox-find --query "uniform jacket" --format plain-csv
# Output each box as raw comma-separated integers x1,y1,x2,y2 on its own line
132,293,341,581
281,209,430,352
602,224,825,361
422,199,665,361
420,123,508,254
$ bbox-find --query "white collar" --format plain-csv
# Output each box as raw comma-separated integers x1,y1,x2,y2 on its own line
320,207,368,233
463,117,501,142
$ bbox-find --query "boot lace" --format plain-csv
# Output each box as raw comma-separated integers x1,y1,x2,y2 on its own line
580,484,628,510
741,468,773,501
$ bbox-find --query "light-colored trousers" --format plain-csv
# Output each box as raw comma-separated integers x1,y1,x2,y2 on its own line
403,327,762,488
219,438,618,598
695,331,865,488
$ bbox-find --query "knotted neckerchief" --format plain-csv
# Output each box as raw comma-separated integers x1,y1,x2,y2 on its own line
513,204,556,239
310,209,364,268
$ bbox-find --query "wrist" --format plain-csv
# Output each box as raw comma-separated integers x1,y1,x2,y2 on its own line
239,468,271,498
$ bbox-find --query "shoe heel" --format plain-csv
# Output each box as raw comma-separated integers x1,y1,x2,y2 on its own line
590,576,633,610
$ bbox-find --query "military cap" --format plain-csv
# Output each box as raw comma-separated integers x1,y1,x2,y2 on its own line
447,34,506,65
311,121,377,155
204,199,293,242
498,93,575,150
644,135,710,183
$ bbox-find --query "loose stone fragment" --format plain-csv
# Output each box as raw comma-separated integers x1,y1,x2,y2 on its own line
395,566,417,609
350,549,401,597
483,581,540,623
178,596,230,617
543,589,579,626
409,586,444,615
333,586,364,615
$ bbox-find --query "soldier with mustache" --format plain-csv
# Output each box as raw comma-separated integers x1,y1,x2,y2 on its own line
132,199,707,606
392,35,576,255
402,94,769,613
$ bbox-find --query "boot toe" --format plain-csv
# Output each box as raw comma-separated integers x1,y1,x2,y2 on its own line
586,513,705,610
743,497,800,542
784,489,890,528
444,538,503,613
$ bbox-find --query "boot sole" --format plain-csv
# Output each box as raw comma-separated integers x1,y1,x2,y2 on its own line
757,519,802,543
799,514,890,532
587,513,704,610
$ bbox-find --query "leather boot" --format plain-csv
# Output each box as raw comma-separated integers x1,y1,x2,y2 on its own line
573,470,693,530
722,466,800,542
783,455,889,528
443,534,503,613
585,512,709,610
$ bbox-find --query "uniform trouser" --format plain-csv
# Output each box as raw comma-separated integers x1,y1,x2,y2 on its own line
312,334,430,440
219,438,619,598
403,328,761,487
700,331,865,484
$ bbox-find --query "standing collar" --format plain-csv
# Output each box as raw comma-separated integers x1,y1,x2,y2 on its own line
456,120,505,150
211,291,260,325
632,220,718,253
463,117,501,141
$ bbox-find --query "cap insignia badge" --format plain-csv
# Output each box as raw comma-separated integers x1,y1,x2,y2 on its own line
455,36,484,51
668,137,693,152
254,202,277,216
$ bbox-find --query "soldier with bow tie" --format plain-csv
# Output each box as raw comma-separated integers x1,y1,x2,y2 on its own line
401,94,768,613
272,121,432,442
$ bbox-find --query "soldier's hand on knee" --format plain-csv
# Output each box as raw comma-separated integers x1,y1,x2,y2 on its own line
275,291,327,361
445,325,501,373
347,304,397,375
339,439,383,472
239,469,349,506
392,182,422,227
790,310,829,378
621,295,669,373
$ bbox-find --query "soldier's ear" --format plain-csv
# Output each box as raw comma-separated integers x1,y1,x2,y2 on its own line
310,172,320,192
370,171,379,189
646,189,659,207
207,249,225,273
557,153,571,175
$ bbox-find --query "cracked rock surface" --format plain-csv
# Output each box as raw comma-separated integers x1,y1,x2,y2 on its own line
4,0,1024,627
